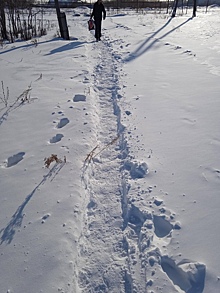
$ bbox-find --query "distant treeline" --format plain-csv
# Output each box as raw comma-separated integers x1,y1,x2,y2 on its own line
36,0,176,9
35,0,210,9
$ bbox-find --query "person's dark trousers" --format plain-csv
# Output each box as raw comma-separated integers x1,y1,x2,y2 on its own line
95,19,102,40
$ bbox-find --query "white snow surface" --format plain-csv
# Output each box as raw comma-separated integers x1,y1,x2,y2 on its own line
1,5,220,293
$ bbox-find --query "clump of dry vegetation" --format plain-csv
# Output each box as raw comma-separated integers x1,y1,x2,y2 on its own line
44,154,66,168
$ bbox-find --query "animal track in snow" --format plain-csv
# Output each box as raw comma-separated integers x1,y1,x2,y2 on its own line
166,42,196,58
6,152,25,167
73,94,86,102
201,166,220,184
154,198,163,206
41,213,51,224
125,110,132,116
182,49,196,57
49,133,64,144
52,110,64,116
182,117,196,125
57,118,69,129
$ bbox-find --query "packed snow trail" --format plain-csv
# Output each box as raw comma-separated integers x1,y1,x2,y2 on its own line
77,30,132,292
75,18,176,293
76,29,171,293
75,17,150,292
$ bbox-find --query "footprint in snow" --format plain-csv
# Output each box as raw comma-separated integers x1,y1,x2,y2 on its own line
127,205,151,234
5,152,25,167
57,118,69,129
73,94,86,102
153,215,173,238
49,133,64,144
161,256,206,293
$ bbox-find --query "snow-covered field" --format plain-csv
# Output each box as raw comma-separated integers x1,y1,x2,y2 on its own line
0,5,220,293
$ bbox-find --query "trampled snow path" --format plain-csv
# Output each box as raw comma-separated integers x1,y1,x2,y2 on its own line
77,31,128,292
76,15,206,293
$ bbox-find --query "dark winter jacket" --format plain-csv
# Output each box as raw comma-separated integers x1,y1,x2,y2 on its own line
91,1,106,21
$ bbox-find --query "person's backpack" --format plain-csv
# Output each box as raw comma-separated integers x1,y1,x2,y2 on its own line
88,19,95,31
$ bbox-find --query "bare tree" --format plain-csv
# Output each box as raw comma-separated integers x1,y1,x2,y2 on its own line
172,0,197,17
172,0,179,17
0,0,7,40
192,0,197,17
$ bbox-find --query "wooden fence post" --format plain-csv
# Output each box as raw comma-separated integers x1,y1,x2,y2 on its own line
54,0,69,40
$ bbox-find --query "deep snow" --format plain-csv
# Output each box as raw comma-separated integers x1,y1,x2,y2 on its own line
0,5,220,293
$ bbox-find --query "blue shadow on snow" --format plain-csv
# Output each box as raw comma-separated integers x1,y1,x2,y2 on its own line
0,162,65,245
124,17,192,62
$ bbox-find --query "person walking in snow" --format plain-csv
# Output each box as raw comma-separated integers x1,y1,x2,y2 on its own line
90,0,106,42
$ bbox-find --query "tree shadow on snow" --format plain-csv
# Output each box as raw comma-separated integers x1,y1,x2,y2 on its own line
0,38,60,55
0,99,28,127
124,17,192,62
0,162,65,245
0,37,82,56
45,40,85,55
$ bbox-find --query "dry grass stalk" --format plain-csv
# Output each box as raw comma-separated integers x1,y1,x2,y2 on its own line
85,135,120,163
35,73,42,82
85,145,98,163
17,84,32,103
93,134,120,158
0,81,9,107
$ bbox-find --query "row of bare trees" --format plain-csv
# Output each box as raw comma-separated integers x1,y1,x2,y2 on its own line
0,0,47,42
172,0,197,17
0,0,198,43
